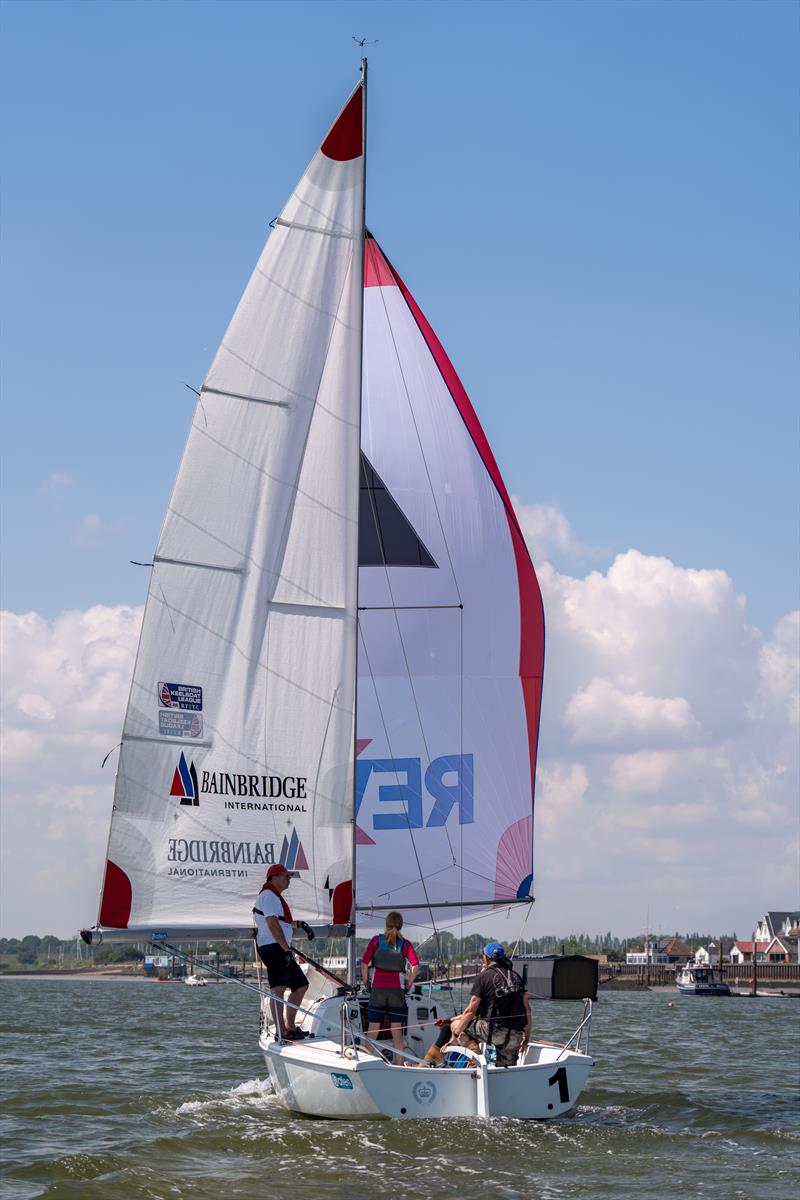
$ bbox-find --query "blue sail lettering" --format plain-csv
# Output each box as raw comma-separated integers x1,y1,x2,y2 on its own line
357,755,474,830
425,754,474,826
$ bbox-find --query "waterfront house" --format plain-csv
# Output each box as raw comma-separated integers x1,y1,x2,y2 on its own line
730,941,768,964
626,937,692,965
753,911,800,943
694,939,734,966
626,940,665,965
763,935,795,963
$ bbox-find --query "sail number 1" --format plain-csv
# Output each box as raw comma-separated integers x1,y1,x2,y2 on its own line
547,1066,570,1104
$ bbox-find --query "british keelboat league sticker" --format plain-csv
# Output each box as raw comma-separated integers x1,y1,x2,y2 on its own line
158,682,203,710
157,682,203,738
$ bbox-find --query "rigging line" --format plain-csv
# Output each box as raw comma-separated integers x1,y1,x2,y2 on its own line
373,253,464,609
357,896,531,911
367,862,455,902
360,465,457,867
309,684,341,895
154,575,176,634
427,900,526,935
509,900,534,962
160,942,355,1003
357,623,449,980
183,382,208,427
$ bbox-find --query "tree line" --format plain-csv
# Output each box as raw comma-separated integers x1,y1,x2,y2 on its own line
0,929,740,969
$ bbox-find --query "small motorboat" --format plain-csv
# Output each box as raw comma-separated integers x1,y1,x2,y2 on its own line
183,974,207,988
676,962,731,996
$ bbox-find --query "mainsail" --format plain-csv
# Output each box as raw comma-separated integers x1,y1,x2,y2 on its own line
356,236,544,915
94,81,365,936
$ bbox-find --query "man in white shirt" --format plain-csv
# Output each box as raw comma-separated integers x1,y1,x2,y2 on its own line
253,863,313,1040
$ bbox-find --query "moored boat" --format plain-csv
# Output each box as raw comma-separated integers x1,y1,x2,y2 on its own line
676,962,731,996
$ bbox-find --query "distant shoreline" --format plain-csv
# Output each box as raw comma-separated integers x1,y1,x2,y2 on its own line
2,971,797,997
0,970,153,981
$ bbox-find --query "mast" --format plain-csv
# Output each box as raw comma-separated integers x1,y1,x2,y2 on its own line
347,55,368,988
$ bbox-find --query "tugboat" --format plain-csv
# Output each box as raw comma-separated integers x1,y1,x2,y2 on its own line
676,962,731,996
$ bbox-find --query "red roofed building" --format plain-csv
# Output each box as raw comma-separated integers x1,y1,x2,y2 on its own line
763,936,794,963
730,941,769,964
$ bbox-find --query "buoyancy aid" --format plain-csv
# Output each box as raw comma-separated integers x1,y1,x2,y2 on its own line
253,883,293,926
484,960,525,1028
371,932,407,974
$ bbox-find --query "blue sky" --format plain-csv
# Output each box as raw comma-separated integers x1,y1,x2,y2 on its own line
2,0,797,632
1,1,798,939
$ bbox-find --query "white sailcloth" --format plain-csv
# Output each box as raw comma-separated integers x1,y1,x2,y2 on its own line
356,236,544,916
97,82,365,933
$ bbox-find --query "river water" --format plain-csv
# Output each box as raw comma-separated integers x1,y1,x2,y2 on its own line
1,978,797,1199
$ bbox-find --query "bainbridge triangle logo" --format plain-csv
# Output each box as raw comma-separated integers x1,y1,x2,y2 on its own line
170,752,199,806
279,826,309,871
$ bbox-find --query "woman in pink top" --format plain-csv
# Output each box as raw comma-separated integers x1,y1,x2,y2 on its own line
360,911,420,1065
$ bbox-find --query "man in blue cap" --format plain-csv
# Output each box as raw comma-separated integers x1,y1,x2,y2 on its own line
420,942,531,1068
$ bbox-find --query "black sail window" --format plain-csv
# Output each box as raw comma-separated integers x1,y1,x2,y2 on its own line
359,452,438,568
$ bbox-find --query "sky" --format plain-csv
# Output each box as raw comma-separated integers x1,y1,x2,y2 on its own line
1,0,798,941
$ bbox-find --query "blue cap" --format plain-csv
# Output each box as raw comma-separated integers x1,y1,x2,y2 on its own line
484,942,505,959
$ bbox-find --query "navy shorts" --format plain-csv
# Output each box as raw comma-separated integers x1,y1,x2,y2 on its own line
368,986,407,1025
258,944,307,992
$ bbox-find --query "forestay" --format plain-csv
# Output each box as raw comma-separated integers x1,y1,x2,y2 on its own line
356,236,544,916
95,83,365,934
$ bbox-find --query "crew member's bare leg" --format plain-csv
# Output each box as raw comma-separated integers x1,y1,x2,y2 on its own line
285,984,308,1033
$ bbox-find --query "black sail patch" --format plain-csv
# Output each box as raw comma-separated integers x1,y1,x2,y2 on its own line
359,452,437,568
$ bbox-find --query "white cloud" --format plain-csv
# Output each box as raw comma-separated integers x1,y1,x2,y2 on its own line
71,512,125,549
42,472,73,494
531,547,799,933
512,498,606,564
0,606,142,937
513,499,580,559
16,693,56,722
565,678,703,748
41,473,75,511
608,749,677,795
751,611,800,726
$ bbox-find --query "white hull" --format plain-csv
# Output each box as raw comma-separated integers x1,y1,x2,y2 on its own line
260,1035,592,1120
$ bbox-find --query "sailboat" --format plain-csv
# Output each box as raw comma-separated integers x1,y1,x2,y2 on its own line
81,62,593,1120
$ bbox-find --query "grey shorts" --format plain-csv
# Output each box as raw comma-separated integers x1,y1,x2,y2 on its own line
368,987,407,1024
467,1018,525,1067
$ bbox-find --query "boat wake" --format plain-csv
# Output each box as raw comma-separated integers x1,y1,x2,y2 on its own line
175,1077,275,1119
